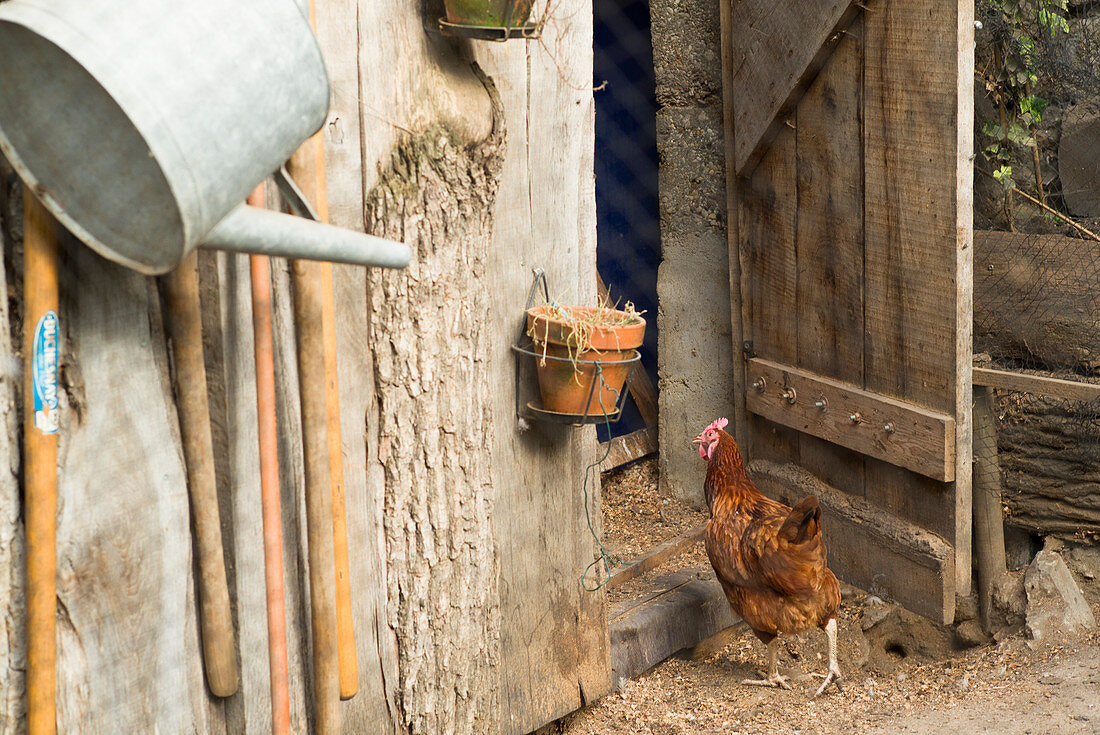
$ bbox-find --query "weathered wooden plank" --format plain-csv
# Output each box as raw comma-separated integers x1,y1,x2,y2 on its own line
314,0,402,724
750,460,956,624
474,1,612,728
609,567,737,687
862,0,972,595
54,243,214,733
729,0,860,174
973,229,1100,372
607,523,707,590
973,366,1100,402
626,363,659,430
973,386,1006,631
330,262,401,731
863,2,964,414
741,124,801,465
598,427,657,473
745,357,956,482
719,0,749,447
793,24,866,497
315,0,365,234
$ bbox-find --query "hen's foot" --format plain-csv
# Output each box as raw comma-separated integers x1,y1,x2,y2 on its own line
810,668,843,697
741,673,791,690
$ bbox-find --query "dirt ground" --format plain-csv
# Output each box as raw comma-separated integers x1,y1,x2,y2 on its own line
565,456,1100,735
600,456,707,561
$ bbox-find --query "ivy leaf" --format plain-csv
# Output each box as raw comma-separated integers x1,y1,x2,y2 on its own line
993,165,1016,191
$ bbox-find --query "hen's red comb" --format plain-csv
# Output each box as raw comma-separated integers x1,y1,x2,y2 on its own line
706,417,728,432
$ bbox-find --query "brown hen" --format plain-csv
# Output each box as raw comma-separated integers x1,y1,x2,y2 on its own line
693,418,842,696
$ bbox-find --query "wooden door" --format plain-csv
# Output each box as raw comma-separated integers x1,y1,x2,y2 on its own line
719,0,974,623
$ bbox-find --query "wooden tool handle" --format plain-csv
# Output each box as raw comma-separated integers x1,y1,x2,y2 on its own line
292,0,357,713
288,88,359,699
320,261,359,700
290,259,340,734
248,184,292,735
24,188,59,735
162,252,239,698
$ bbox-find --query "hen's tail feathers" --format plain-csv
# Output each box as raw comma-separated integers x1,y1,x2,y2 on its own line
778,495,821,545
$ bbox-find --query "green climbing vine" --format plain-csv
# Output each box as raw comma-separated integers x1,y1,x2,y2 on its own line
977,0,1070,224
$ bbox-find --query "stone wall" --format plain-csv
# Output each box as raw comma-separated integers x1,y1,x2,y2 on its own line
651,0,734,506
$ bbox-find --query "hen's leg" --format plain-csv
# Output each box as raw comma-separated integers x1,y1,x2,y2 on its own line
741,639,790,689
812,617,843,697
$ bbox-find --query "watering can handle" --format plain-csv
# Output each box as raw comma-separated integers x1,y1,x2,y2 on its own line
274,166,320,221
199,170,412,269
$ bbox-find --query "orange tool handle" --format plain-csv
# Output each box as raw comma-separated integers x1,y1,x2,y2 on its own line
24,188,59,735
248,182,291,735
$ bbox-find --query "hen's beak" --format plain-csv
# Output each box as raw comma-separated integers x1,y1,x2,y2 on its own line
691,432,704,447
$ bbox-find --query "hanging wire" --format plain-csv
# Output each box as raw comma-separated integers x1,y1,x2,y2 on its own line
581,364,624,591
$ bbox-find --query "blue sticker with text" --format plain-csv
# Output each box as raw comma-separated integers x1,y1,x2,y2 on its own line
32,310,59,435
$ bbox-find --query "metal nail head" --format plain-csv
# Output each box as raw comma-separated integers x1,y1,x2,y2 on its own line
752,377,767,392
782,387,797,404
814,398,828,411
883,422,895,434
848,412,862,424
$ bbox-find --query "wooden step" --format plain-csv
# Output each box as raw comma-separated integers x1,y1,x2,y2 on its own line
609,566,739,688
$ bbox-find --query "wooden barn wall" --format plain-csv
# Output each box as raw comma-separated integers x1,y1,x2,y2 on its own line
731,0,974,622
0,0,607,732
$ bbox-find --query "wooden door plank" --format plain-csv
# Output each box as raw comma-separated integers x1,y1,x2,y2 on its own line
740,125,801,465
729,0,861,174
793,22,867,497
745,358,956,482
609,567,737,687
720,0,749,447
751,460,955,624
973,366,1100,401
606,523,707,590
598,427,657,472
862,0,972,600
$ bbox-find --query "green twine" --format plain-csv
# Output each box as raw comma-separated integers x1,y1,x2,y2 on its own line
581,364,623,592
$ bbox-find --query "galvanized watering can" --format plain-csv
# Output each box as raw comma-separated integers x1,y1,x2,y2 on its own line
0,0,411,275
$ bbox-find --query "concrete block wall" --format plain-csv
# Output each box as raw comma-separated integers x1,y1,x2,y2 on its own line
651,0,735,506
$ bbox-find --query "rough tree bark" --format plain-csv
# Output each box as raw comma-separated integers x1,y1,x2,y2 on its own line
996,384,1100,537
0,160,26,733
363,71,505,734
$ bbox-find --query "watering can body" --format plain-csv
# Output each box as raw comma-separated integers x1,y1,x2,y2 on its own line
0,0,411,274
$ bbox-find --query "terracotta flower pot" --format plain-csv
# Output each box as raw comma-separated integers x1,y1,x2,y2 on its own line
526,305,646,417
442,0,534,27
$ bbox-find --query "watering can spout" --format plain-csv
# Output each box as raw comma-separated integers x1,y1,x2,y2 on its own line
200,205,412,269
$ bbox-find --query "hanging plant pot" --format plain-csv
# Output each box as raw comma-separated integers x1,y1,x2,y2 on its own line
525,304,646,418
439,0,538,40
443,0,533,26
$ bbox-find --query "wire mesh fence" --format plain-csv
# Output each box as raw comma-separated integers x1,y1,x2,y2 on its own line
593,0,660,441
974,0,1100,543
